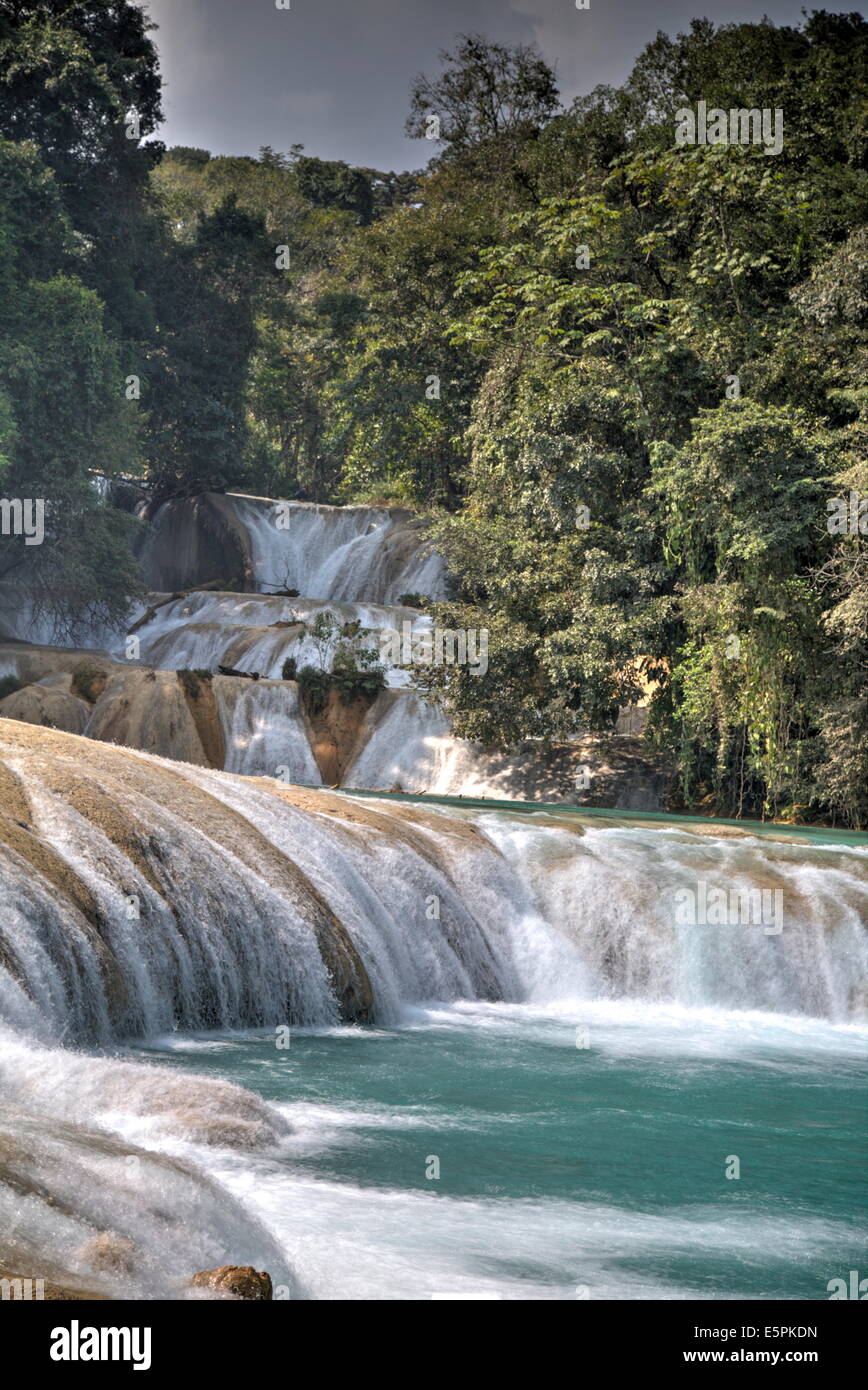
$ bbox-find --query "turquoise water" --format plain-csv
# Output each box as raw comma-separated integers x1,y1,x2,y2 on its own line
137,1000,868,1301
336,788,868,848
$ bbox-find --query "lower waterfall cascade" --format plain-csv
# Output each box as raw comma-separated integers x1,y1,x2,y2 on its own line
0,722,866,1298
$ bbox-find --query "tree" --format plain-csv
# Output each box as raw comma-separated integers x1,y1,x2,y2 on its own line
294,156,375,225
646,402,831,817
396,13,868,822
0,0,165,342
406,33,559,159
0,137,142,639
145,195,271,505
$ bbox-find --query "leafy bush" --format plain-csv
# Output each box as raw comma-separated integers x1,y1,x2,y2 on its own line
296,664,332,714
341,475,417,508
0,674,22,701
281,656,298,681
297,652,386,715
331,649,387,704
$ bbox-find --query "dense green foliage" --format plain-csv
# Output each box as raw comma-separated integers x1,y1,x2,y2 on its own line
0,130,143,638
1,5,865,822
374,14,867,825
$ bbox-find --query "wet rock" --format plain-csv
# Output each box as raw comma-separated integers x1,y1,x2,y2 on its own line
302,685,372,786
190,1265,273,1300
137,493,253,592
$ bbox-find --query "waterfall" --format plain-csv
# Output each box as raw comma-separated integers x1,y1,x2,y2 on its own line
219,680,321,782
1,722,866,1300
231,496,445,603
2,489,593,800
132,591,430,687
136,493,444,602
345,691,471,792
2,724,865,1046
0,582,107,648
479,816,868,1019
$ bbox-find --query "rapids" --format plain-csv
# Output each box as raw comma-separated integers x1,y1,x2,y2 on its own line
0,722,865,1298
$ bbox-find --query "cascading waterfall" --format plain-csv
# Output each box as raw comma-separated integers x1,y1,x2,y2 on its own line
131,591,430,688
231,496,445,603
1,722,866,1299
2,726,866,1044
0,490,578,797
103,491,496,790
345,690,495,793
479,816,868,1018
219,680,322,782
135,492,444,602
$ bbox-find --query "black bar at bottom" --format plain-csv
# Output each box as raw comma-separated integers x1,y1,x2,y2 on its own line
5,1296,862,1377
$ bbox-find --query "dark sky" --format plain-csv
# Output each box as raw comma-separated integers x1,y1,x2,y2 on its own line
142,1,860,170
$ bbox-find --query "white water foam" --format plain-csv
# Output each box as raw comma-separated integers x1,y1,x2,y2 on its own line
232,497,445,603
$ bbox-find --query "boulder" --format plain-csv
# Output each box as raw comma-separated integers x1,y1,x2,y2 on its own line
190,1265,273,1300
0,682,90,735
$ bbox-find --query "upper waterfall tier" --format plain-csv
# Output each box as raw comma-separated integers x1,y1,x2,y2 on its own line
137,493,445,604
0,489,665,805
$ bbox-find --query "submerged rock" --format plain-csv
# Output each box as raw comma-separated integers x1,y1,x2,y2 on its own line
79,1232,137,1276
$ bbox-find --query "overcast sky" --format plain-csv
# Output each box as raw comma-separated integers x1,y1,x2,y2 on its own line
142,1,860,170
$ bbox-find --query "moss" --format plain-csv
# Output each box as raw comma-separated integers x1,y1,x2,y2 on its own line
0,675,22,701
70,662,107,704
177,668,212,700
